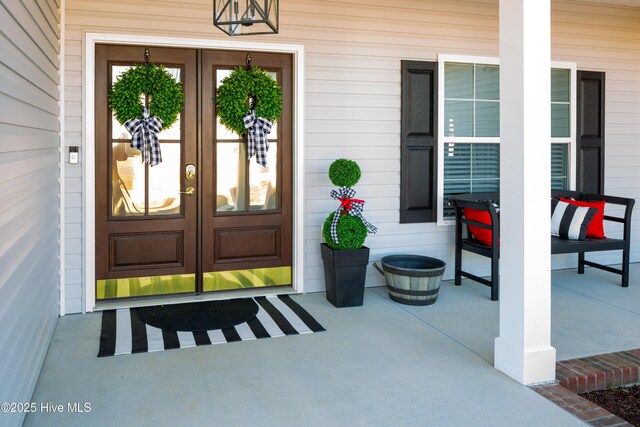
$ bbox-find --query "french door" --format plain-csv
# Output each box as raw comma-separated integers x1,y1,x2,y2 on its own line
94,45,292,300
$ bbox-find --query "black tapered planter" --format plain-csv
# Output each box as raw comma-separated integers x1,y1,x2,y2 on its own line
321,243,370,307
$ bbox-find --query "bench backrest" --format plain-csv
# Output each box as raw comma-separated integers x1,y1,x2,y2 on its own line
551,190,635,241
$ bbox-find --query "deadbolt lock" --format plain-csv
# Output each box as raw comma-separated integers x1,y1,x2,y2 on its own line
185,164,196,181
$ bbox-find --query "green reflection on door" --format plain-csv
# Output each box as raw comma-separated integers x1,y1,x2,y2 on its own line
97,274,195,300
203,266,291,292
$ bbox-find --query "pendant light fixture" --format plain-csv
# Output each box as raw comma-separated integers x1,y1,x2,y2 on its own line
213,0,279,36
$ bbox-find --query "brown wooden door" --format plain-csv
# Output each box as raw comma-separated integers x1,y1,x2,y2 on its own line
95,45,198,299
95,45,292,300
201,50,293,293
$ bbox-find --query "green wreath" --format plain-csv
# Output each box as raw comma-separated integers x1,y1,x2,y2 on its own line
216,66,283,135
108,63,184,129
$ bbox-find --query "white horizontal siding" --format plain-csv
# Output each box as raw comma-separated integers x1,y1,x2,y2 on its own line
63,0,640,308
0,0,60,425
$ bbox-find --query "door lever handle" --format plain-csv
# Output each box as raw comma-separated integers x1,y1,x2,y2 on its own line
179,186,195,195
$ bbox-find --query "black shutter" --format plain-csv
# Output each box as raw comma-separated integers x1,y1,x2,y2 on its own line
576,71,605,194
400,61,438,223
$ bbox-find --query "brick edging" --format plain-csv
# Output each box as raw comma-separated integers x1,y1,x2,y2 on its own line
531,383,631,426
530,349,640,427
557,350,640,394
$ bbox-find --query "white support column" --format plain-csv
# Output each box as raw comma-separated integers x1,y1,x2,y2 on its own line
494,0,556,385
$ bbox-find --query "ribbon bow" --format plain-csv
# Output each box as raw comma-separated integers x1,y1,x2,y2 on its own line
329,186,377,244
124,107,164,166
243,109,272,167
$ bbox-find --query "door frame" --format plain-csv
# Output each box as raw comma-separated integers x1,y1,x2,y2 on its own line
82,33,305,312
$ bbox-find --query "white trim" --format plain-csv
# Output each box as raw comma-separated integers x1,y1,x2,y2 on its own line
438,54,500,66
84,34,95,313
292,48,306,300
58,0,66,316
437,57,446,225
443,137,501,144
570,65,577,191
83,33,305,313
436,54,577,226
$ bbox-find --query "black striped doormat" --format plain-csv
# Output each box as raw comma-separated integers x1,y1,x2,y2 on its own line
98,295,325,357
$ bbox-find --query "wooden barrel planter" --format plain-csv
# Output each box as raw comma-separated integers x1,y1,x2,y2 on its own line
373,255,446,306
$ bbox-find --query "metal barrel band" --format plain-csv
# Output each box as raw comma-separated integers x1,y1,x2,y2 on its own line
381,264,445,278
385,285,439,297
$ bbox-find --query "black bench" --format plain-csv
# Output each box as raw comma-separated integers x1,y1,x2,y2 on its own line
449,190,635,301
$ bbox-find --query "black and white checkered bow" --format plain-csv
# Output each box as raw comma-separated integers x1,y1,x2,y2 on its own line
329,186,377,244
243,110,272,167
124,107,163,167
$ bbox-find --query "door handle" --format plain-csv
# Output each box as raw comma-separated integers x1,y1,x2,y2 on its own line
179,186,195,195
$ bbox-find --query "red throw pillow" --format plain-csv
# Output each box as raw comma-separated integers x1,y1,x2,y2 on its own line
463,208,494,246
559,197,606,239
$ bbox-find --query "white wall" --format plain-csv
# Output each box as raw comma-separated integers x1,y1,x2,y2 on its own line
63,0,640,312
0,0,61,425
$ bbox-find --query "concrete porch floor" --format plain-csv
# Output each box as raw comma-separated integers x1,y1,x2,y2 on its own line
24,264,640,427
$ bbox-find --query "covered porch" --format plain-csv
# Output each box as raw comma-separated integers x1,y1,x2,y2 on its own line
25,265,640,426
2,0,640,425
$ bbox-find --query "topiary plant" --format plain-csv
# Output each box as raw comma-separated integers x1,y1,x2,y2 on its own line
328,158,361,187
323,158,376,250
323,213,368,250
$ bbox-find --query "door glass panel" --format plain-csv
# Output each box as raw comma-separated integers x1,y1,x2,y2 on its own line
250,143,277,210
111,66,133,140
112,117,130,139
112,143,145,216
215,67,279,213
112,68,182,140
215,69,279,139
265,71,279,136
112,65,131,81
157,115,181,140
156,67,181,140
113,114,182,140
148,143,181,215
216,69,241,140
110,65,183,216
216,68,232,84
217,143,247,211
216,116,240,140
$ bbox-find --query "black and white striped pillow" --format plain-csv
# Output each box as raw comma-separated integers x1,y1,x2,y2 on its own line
551,199,598,240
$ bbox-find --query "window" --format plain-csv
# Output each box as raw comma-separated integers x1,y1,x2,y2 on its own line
550,68,573,190
437,55,576,223
444,63,500,138
441,59,500,218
